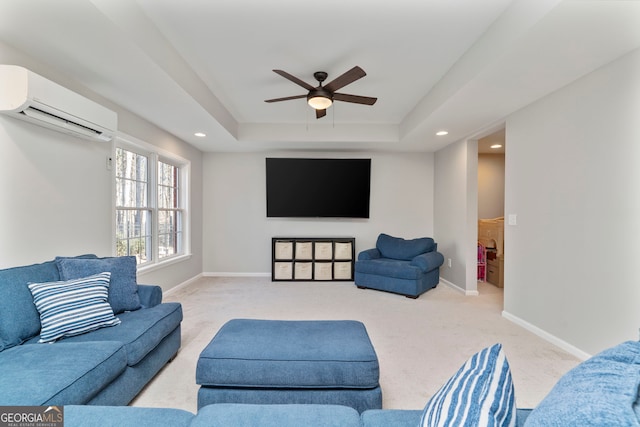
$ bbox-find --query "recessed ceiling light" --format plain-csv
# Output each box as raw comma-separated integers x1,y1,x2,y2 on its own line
490,144,503,149
194,132,206,137
436,130,449,136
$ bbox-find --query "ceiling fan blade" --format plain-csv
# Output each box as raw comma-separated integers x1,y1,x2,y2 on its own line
264,94,307,103
333,93,377,105
273,69,315,91
316,109,326,119
324,66,366,93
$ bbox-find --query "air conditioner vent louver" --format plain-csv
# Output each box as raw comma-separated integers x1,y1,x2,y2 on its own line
0,65,117,141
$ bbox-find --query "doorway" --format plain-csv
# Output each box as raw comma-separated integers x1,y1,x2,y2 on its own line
477,129,505,291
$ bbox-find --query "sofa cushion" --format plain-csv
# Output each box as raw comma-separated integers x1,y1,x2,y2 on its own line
362,409,532,427
64,405,194,427
355,259,423,280
362,409,423,427
57,302,182,366
0,255,100,351
0,260,59,351
0,341,127,405
190,404,361,427
376,234,435,261
28,272,121,343
56,256,141,314
420,343,516,427
524,340,640,427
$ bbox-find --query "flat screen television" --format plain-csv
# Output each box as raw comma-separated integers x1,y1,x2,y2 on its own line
266,158,371,218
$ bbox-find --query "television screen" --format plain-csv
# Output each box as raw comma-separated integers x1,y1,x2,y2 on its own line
266,158,371,218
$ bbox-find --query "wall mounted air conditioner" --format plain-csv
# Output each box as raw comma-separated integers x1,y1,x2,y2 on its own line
0,64,117,142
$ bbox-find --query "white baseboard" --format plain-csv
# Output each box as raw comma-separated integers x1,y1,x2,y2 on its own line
440,278,479,296
202,272,271,277
502,310,591,361
163,273,203,297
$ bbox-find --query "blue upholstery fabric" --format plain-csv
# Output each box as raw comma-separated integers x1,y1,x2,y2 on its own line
355,269,441,297
355,234,444,298
87,326,181,406
0,255,97,351
197,319,379,389
362,409,424,427
358,248,381,261
56,256,141,314
48,302,182,366
137,284,163,308
64,405,194,427
191,404,362,427
0,341,126,405
0,260,60,351
524,340,640,426
197,386,383,414
376,233,436,260
361,409,532,427
355,258,424,279
411,251,446,272
0,255,181,408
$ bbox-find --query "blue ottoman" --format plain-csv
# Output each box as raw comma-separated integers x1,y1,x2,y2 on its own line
196,319,382,413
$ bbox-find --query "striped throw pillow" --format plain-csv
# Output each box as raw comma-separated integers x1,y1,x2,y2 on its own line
420,343,516,427
28,272,121,343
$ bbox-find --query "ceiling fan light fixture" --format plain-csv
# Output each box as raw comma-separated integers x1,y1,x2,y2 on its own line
307,95,332,110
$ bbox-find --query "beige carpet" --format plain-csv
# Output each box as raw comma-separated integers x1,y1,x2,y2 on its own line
131,277,580,413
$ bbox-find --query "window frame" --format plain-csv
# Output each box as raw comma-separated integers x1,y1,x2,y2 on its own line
113,134,191,272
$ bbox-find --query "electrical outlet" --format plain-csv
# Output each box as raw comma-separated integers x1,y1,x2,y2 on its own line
106,156,113,171
447,258,452,268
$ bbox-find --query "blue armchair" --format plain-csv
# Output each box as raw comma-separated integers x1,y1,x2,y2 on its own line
354,234,445,298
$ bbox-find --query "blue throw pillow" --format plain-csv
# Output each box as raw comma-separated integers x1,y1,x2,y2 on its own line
56,256,141,314
376,234,435,260
421,343,516,427
28,272,121,343
0,260,60,351
524,341,640,427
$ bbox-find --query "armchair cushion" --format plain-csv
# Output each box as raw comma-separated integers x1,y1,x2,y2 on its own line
358,248,381,261
410,252,445,273
356,259,424,280
376,234,436,261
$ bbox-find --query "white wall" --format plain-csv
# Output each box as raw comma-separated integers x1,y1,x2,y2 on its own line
478,153,505,219
434,139,478,293
504,47,640,355
0,42,203,291
0,116,113,264
202,151,435,273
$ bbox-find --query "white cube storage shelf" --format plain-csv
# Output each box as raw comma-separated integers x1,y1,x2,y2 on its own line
272,237,355,282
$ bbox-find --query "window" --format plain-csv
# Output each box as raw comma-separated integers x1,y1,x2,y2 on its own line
115,148,152,263
157,160,182,259
115,143,188,266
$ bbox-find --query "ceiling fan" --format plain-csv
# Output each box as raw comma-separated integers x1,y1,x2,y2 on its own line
264,66,377,119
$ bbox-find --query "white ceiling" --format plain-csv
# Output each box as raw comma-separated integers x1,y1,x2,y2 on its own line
0,0,639,153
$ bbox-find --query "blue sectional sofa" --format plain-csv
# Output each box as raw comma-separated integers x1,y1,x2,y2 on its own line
61,404,532,427
0,255,182,406
355,233,445,298
56,340,640,426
